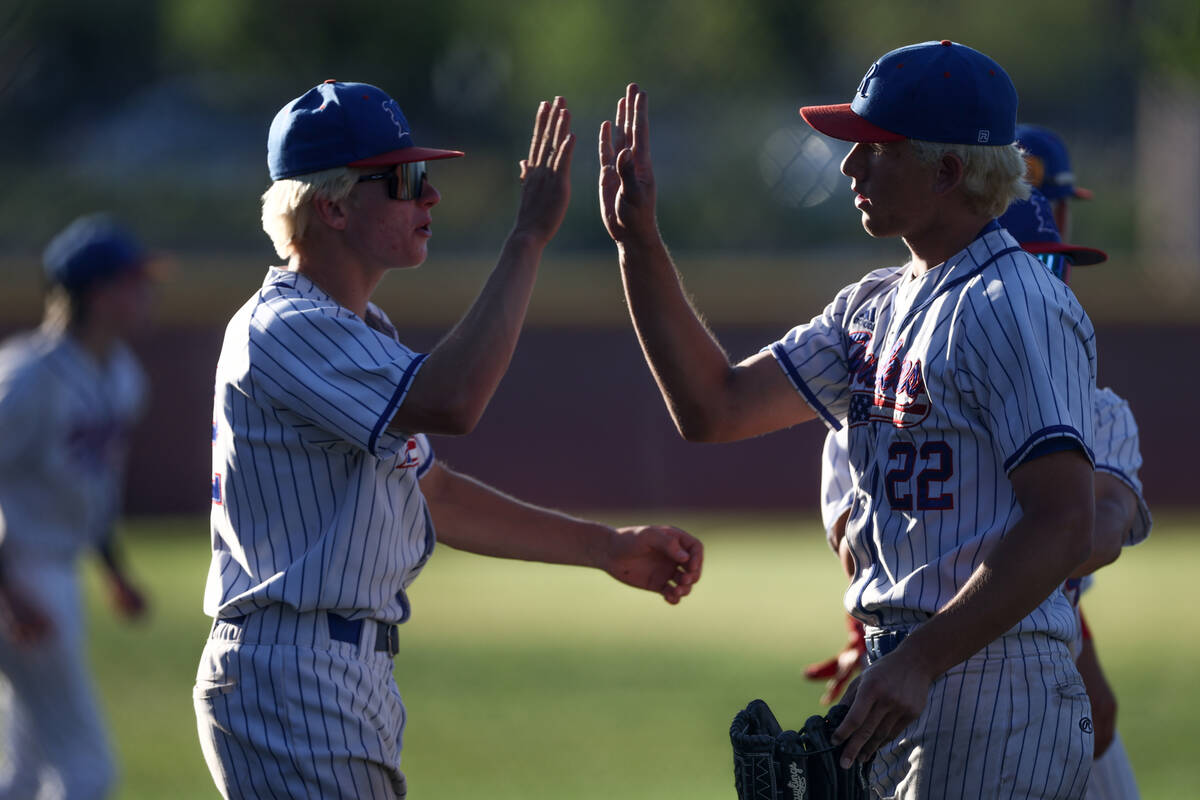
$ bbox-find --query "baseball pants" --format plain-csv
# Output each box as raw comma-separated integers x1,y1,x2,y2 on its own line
0,559,115,800
871,632,1093,800
194,605,407,799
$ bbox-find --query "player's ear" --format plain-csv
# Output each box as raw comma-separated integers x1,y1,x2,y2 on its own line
931,152,965,196
311,191,351,231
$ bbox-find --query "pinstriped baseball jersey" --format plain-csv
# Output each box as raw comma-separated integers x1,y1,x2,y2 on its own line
0,329,146,560
771,222,1096,641
1062,386,1151,613
207,267,436,625
818,426,852,550
1091,387,1151,549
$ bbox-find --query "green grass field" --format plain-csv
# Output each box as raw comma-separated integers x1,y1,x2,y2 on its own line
81,514,1196,799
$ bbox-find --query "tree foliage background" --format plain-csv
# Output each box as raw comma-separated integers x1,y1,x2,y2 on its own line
0,0,1196,260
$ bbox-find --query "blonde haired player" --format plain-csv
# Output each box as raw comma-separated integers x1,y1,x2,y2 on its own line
601,41,1099,797
194,81,703,799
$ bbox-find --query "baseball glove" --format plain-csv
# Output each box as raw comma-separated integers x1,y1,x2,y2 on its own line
730,699,871,800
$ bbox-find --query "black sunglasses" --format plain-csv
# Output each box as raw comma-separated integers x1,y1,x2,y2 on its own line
357,161,427,201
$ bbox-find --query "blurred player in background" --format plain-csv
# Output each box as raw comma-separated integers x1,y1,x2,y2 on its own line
998,189,1150,800
194,81,703,799
0,214,154,800
806,189,1150,799
1015,123,1092,238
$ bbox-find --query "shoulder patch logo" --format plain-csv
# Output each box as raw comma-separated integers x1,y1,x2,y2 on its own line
394,438,421,470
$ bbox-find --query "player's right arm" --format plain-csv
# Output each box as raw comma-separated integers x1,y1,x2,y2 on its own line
599,83,815,442
389,97,576,436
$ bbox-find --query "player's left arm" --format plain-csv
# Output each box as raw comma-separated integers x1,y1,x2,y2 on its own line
418,461,702,604
1070,472,1137,578
833,448,1094,767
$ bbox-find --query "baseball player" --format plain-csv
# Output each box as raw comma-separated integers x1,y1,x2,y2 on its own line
1015,124,1092,238
194,80,703,800
0,215,154,799
997,190,1150,799
600,41,1099,798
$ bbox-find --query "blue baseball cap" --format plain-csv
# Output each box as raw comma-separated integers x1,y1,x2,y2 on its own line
1015,124,1092,201
268,80,464,180
800,40,1017,145
43,214,150,293
998,189,1106,266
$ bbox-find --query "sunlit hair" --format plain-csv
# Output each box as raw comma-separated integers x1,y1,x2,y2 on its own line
260,167,359,260
41,284,80,331
909,140,1030,218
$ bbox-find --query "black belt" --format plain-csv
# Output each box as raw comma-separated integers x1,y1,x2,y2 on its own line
864,630,907,664
223,612,400,657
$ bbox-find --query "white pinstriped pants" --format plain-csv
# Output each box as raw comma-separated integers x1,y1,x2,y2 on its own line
194,606,407,800
871,633,1093,800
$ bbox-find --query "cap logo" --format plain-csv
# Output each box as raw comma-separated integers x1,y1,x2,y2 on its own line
977,130,990,143
382,99,412,143
857,62,880,98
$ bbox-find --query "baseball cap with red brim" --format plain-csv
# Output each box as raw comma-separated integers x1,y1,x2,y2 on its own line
800,40,1018,146
998,190,1107,266
268,80,464,180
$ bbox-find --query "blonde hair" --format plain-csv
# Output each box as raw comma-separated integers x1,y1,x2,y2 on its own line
909,140,1030,218
41,284,78,332
260,167,360,259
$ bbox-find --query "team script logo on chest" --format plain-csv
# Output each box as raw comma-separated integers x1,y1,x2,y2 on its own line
846,326,930,428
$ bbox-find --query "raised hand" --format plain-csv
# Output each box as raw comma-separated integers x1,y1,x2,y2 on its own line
514,96,576,245
598,83,658,244
603,524,704,604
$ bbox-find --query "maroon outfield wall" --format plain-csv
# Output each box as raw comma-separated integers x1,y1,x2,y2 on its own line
116,321,1196,516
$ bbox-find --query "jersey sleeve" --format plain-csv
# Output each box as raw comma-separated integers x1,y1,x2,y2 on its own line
952,270,1096,473
765,289,857,430
246,296,426,458
1092,387,1151,546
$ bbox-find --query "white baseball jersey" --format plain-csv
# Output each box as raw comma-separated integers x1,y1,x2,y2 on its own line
0,327,145,800
206,267,436,624
0,329,146,561
198,267,438,798
775,223,1096,797
772,222,1095,641
1062,386,1151,611
822,387,1150,605
819,425,852,550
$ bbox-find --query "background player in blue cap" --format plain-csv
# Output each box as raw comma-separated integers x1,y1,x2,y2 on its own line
0,214,156,799
602,40,1099,797
1016,124,1093,239
194,81,704,799
999,190,1148,800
